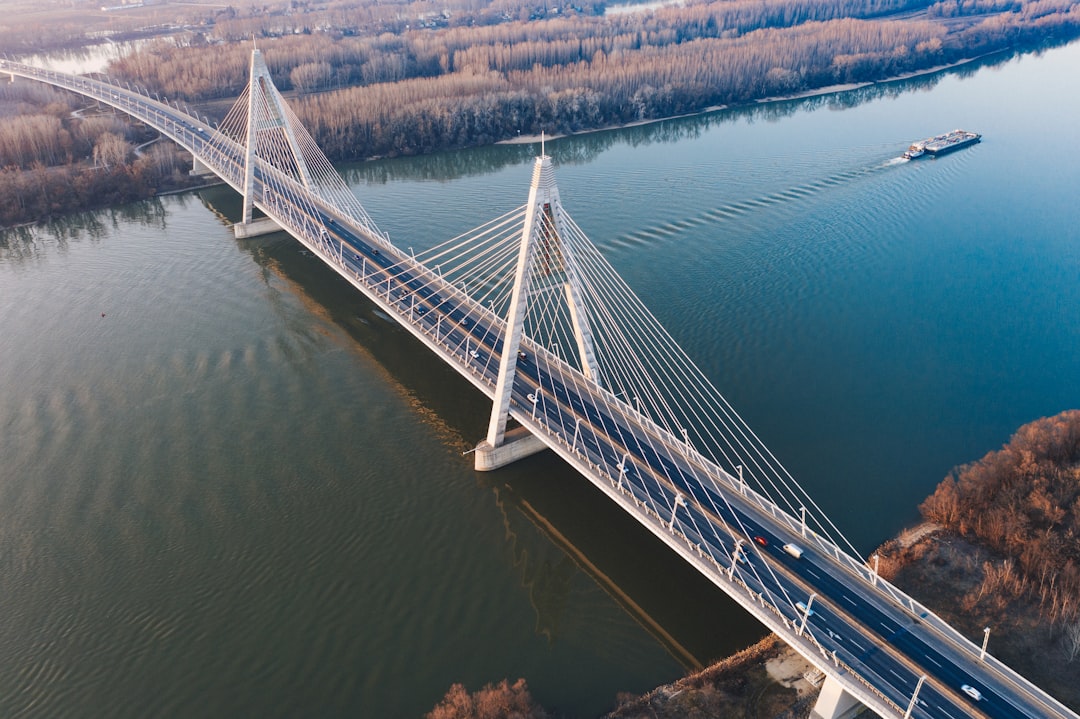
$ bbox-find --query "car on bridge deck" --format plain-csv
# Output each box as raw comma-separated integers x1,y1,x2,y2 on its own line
753,535,768,547
961,684,983,702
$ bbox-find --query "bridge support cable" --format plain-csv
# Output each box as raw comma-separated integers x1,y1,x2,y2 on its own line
211,48,385,242
470,155,607,468
405,154,860,560
545,210,863,559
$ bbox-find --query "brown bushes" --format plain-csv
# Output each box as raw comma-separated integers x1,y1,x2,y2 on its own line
0,143,194,227
426,679,548,719
921,410,1080,622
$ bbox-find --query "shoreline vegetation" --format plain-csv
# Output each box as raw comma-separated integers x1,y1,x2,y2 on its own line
423,410,1080,718
494,52,988,146
3,0,1080,226
112,0,1080,165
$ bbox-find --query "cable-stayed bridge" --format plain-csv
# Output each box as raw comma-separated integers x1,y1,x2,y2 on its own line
3,52,1076,719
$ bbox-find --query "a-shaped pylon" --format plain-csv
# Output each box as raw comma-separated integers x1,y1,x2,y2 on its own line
212,48,383,240
240,49,314,225
479,154,603,466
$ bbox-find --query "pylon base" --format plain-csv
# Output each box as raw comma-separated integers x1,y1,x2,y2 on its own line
233,217,282,238
474,427,548,471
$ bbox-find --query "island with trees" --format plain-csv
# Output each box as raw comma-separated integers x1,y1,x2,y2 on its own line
3,0,1080,225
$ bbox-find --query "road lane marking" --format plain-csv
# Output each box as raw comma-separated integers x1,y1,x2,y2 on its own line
842,595,857,606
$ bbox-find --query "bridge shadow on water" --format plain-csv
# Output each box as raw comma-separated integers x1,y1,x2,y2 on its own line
204,187,770,670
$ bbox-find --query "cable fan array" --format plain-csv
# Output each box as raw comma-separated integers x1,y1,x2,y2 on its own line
209,62,384,243
408,182,862,564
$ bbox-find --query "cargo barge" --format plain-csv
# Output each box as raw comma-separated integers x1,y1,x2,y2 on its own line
903,130,981,159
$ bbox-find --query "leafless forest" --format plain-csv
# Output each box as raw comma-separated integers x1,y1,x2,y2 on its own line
921,410,1080,623
103,0,1080,160
1,0,1079,223
0,82,195,225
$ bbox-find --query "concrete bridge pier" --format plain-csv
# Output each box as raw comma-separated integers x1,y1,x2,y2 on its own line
811,676,865,719
473,426,547,471
232,217,283,238
190,156,216,177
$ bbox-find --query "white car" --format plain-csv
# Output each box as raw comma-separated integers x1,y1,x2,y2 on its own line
961,684,983,701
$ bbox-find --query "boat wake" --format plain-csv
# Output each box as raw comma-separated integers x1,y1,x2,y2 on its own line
606,154,908,252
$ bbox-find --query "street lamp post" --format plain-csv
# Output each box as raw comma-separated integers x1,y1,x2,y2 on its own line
904,675,927,719
981,626,991,660
616,452,630,490
797,593,817,637
668,493,687,531
729,541,743,580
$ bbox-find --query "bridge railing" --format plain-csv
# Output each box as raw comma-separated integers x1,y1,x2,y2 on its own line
497,332,1080,716
496,369,908,716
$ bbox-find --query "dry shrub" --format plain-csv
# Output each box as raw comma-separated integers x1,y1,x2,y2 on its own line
426,678,548,719
920,409,1080,623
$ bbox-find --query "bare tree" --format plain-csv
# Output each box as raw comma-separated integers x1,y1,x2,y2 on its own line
1064,621,1080,663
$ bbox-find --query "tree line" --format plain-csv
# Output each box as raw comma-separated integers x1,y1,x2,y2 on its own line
290,4,1078,160
102,0,1080,162
4,0,1079,224
0,83,199,227
921,410,1080,624
108,0,943,101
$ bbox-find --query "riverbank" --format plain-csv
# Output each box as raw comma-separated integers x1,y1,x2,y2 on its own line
600,518,1079,718
602,634,818,719
497,54,989,147
603,405,1080,719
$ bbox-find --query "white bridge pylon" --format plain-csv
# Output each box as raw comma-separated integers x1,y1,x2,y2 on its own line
241,49,314,225
477,154,603,468
213,48,384,241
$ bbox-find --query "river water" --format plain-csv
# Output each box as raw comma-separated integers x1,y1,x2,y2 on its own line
1,41,1078,718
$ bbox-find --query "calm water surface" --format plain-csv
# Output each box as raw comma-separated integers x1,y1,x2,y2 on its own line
1,42,1079,718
